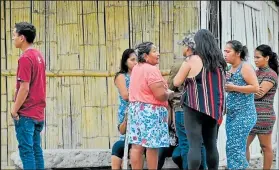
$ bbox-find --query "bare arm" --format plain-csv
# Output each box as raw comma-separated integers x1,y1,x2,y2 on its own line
119,114,128,135
255,81,274,99
12,82,29,115
233,64,259,93
115,74,129,101
150,81,169,102
173,61,191,87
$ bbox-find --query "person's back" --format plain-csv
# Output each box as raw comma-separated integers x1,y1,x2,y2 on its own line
16,48,46,121
173,29,227,170
181,55,226,120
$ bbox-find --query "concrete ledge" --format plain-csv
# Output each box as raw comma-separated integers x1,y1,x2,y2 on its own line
11,149,111,169
10,149,178,169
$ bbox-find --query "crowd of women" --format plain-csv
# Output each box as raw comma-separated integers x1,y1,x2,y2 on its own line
111,29,278,170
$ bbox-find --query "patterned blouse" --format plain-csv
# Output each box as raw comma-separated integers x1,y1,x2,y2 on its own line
255,67,278,110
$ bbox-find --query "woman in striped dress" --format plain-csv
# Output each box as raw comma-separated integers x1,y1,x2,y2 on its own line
173,29,227,169
224,40,259,169
246,44,278,170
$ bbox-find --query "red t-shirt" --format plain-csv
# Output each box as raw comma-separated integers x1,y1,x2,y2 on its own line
15,48,46,121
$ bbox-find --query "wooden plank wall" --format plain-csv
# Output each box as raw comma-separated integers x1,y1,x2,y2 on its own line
0,1,199,166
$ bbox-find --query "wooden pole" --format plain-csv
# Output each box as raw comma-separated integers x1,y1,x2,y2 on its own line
123,110,130,169
1,70,171,77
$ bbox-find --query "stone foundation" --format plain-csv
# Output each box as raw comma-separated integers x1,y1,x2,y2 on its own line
10,149,178,169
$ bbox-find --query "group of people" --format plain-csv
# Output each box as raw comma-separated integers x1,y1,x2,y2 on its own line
111,29,278,170
9,21,278,170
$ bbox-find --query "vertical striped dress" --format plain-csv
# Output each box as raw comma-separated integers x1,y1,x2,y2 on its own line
181,66,226,122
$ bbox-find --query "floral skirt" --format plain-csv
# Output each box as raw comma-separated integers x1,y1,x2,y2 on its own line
127,101,169,148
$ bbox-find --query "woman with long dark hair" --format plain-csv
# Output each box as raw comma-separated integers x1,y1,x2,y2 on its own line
246,44,278,169
111,49,137,169
224,40,259,169
173,29,227,169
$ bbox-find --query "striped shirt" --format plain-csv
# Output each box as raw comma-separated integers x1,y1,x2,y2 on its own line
181,67,226,121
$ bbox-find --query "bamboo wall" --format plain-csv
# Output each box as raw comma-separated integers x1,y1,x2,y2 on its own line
0,1,199,166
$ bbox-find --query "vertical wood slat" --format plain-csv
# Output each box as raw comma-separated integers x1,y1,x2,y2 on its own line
1,0,6,70
244,6,254,65
70,77,83,149
8,1,31,70
46,1,58,71
7,76,17,166
31,1,46,64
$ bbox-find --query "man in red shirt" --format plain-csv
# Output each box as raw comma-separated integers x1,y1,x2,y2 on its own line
11,22,46,170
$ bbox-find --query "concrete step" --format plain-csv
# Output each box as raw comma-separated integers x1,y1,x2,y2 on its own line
10,149,178,169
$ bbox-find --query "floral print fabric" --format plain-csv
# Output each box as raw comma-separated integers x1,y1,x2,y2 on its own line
127,101,169,148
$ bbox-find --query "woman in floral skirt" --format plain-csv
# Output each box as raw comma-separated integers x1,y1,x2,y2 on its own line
127,42,174,169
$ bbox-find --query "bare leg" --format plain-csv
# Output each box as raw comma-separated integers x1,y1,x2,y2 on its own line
111,156,122,170
246,135,256,163
146,148,159,170
130,144,144,169
258,134,273,170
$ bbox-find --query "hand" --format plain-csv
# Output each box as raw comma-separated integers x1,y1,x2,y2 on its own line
255,86,264,97
119,121,127,135
11,110,19,121
225,83,235,92
167,89,175,100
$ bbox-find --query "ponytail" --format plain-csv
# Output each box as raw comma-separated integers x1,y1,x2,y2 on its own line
256,44,279,75
269,52,279,75
240,46,248,61
226,40,248,61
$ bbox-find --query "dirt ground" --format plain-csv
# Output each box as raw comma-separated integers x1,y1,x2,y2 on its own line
248,153,277,169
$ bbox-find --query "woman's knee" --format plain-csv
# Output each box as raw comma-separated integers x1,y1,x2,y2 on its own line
260,144,273,153
131,145,145,156
146,148,158,156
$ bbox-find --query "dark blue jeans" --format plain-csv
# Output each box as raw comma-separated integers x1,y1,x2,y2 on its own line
14,116,44,170
175,110,207,170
